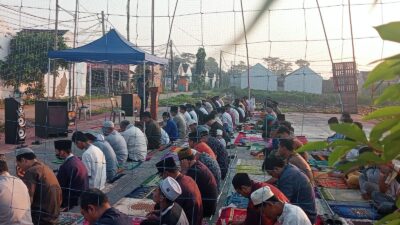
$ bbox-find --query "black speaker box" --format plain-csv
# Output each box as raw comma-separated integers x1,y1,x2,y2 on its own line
4,98,25,144
121,94,134,116
35,100,68,138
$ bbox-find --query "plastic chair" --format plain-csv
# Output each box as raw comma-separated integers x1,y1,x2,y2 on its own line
76,96,90,120
110,97,125,123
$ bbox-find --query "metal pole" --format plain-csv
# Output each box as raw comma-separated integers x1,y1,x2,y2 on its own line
164,0,179,57
72,0,79,100
151,0,155,83
47,59,51,100
143,62,146,133
219,51,222,88
169,40,174,92
127,0,130,41
239,0,251,99
89,64,92,118
348,0,356,64
52,0,59,98
316,0,333,65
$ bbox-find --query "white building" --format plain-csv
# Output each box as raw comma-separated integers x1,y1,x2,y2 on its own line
232,63,277,91
0,18,87,99
285,66,323,94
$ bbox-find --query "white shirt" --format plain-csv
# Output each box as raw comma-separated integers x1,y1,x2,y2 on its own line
160,128,170,145
183,112,192,124
0,172,33,225
121,124,148,161
204,102,213,113
188,110,198,123
82,144,107,189
230,108,240,125
277,203,311,225
237,107,245,118
221,112,233,131
199,107,208,115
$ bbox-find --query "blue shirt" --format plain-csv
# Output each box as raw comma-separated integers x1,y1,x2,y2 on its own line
277,164,316,223
164,119,179,141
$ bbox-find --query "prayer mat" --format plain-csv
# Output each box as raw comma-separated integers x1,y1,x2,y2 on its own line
344,219,375,225
142,174,161,187
52,158,65,164
57,212,85,225
309,159,329,168
315,177,348,189
125,186,156,199
328,202,379,220
216,207,247,225
237,159,264,167
234,132,246,144
236,165,264,175
249,143,265,152
249,174,272,183
315,199,332,216
312,154,329,161
320,188,366,202
114,198,155,216
124,161,142,170
225,192,249,208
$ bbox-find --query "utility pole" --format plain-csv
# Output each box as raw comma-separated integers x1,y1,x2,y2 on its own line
151,0,155,83
169,40,174,92
71,0,78,104
101,11,109,95
219,51,222,88
52,0,59,98
127,0,130,41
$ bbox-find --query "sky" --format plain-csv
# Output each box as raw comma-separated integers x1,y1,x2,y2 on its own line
1,0,400,78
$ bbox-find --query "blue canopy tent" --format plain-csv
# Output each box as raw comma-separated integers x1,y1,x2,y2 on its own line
48,29,167,118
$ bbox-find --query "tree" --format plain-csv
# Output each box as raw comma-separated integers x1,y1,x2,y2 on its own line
193,48,206,93
205,57,219,77
0,31,68,97
298,22,400,224
263,56,292,75
175,52,196,65
295,59,310,68
228,61,247,75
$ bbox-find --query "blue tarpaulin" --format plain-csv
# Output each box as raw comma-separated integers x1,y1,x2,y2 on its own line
48,29,167,65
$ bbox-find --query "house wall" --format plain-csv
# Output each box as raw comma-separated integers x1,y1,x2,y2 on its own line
285,67,323,94
239,63,277,91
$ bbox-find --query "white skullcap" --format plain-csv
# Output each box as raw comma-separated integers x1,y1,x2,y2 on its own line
250,186,275,206
160,177,182,201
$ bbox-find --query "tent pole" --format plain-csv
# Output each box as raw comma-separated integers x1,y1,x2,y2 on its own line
47,58,51,101
143,62,146,133
89,64,92,118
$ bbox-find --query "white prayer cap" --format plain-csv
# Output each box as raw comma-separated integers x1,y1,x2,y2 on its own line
187,119,197,126
216,129,223,136
251,186,274,206
103,120,115,128
160,177,182,201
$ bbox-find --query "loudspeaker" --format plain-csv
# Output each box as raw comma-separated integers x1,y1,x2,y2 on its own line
35,100,68,138
4,98,25,144
121,94,140,116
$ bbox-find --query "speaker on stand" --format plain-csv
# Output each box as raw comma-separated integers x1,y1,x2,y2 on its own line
5,98,26,145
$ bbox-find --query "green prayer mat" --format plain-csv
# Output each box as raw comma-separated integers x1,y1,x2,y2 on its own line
320,188,366,202
142,174,161,187
52,159,64,164
236,165,264,175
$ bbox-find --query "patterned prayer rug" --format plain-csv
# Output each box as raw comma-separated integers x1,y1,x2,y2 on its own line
320,188,366,202
114,198,155,216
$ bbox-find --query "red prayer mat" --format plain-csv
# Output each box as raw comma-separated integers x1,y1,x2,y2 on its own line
216,207,247,225
315,177,348,189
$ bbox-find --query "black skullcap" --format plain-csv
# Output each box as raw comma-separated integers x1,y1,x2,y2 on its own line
54,140,72,150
